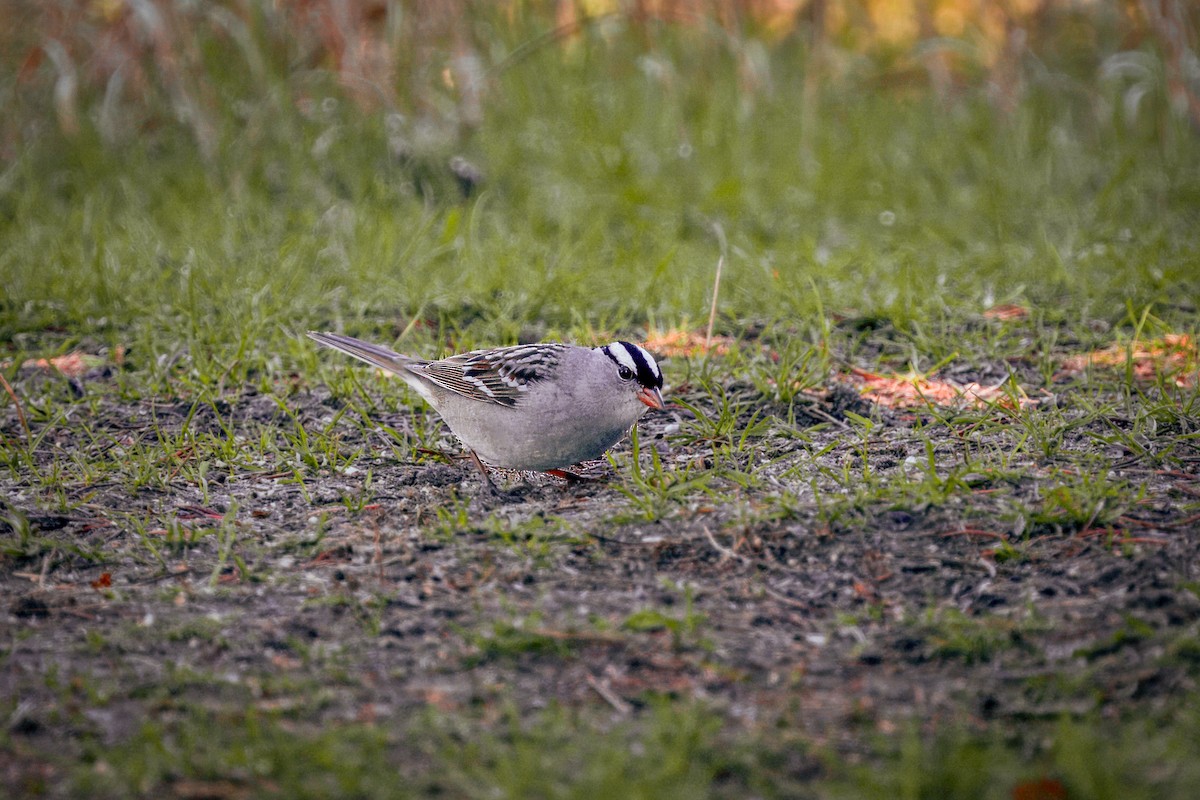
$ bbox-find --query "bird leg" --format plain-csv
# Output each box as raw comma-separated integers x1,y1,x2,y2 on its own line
467,450,499,493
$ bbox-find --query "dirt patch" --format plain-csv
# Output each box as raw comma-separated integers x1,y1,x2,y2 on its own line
3,346,1200,787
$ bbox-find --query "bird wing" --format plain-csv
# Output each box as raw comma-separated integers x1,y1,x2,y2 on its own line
416,344,567,407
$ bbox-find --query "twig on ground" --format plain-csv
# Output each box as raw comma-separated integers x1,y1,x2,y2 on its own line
800,403,851,430
762,583,811,610
586,674,632,715
533,629,625,645
705,254,724,350
941,528,1005,540
138,567,193,585
371,513,385,584
703,525,744,563
38,550,54,586
0,370,31,442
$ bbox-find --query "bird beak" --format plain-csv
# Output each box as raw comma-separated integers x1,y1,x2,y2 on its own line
638,387,665,410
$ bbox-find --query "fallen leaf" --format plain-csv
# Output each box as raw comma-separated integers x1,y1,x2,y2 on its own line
21,352,104,377
168,778,250,800
18,45,45,82
270,653,302,671
422,687,460,711
90,572,112,590
846,367,1037,410
11,347,124,377
644,328,736,357
983,304,1030,321
1011,776,1068,800
1060,334,1196,387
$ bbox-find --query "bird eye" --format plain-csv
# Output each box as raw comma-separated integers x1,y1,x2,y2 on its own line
617,366,634,381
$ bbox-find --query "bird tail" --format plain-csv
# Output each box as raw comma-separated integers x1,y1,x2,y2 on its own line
307,331,422,376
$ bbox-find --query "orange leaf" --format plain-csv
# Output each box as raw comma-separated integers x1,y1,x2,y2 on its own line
18,46,44,82
983,304,1029,321
1011,777,1068,800
270,653,302,671
644,328,735,357
21,351,108,378
1060,334,1196,387
845,367,1035,410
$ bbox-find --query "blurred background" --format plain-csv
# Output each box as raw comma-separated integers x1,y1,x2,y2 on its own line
1,1,1197,354
2,0,1196,162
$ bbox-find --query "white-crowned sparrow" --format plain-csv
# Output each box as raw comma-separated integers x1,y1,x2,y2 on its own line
308,331,665,474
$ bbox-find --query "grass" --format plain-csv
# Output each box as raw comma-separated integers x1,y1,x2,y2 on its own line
54,700,1200,799
3,12,1200,800
3,57,1197,363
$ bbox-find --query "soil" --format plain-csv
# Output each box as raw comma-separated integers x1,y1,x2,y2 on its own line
3,353,1200,789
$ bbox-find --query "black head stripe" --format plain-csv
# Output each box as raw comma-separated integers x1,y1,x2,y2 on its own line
601,342,663,389
616,341,662,390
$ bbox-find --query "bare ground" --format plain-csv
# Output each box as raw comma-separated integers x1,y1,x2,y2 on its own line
3,349,1200,792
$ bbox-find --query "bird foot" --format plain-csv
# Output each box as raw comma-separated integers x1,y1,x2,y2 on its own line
544,468,600,485
544,468,581,483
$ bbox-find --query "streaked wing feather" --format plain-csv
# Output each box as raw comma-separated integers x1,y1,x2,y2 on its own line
416,344,567,407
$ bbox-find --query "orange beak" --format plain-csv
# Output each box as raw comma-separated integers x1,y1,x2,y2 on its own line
638,387,665,410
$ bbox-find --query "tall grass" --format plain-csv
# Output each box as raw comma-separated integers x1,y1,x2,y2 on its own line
1,1,1197,368
3,1,1196,163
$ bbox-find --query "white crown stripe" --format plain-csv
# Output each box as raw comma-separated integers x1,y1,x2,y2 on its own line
607,344,639,374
